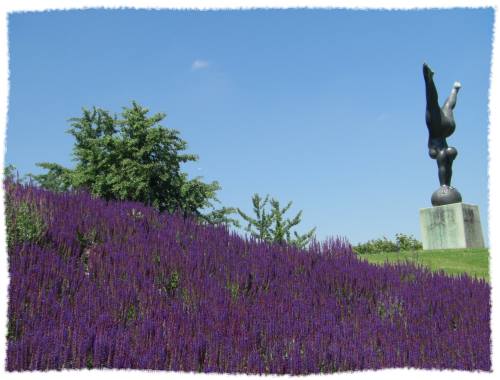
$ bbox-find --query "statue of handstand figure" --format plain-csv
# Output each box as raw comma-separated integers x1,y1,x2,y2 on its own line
423,63,463,206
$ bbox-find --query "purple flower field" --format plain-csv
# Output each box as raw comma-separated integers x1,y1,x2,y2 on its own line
5,181,491,373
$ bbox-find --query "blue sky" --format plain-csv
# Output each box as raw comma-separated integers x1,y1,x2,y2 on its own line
5,8,493,245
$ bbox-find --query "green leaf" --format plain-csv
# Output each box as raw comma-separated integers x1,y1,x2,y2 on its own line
30,101,237,225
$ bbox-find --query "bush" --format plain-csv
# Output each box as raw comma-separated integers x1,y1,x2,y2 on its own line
395,233,423,252
354,233,422,255
4,182,46,249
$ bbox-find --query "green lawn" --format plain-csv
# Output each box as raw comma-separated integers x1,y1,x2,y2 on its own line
357,248,489,282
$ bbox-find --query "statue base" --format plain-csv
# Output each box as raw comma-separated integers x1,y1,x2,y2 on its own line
431,185,462,206
419,203,485,250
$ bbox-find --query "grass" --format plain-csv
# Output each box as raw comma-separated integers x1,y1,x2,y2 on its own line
357,248,489,282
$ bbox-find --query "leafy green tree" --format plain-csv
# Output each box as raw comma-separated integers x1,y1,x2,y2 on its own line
29,102,237,225
237,193,316,249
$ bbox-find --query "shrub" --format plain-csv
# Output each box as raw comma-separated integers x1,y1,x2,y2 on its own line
395,233,423,251
353,233,422,254
4,182,46,249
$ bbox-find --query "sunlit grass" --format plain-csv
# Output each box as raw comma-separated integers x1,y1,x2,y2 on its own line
357,248,489,282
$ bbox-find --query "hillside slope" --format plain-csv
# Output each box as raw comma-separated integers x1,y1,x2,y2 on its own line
5,181,491,372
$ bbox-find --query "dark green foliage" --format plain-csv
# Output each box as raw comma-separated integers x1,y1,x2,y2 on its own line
166,271,180,295
7,315,21,341
156,270,180,297
85,352,93,370
76,228,99,250
27,102,236,225
237,193,316,249
124,304,137,324
353,233,422,254
227,281,240,300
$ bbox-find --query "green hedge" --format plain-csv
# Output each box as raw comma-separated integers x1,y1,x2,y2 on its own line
354,233,422,255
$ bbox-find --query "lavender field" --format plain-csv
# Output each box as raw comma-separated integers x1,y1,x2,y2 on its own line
5,180,491,373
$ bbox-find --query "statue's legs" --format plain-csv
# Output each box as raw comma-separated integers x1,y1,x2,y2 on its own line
423,64,441,127
442,82,461,119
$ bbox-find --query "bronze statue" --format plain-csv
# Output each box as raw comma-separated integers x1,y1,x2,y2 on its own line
423,63,462,206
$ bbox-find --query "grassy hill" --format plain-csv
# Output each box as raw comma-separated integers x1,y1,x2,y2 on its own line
357,248,489,282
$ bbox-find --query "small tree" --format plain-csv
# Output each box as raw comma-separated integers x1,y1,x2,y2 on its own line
237,193,316,249
3,164,17,182
3,164,34,185
29,102,237,225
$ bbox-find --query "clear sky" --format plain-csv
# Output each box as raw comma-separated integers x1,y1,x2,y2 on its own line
5,8,493,245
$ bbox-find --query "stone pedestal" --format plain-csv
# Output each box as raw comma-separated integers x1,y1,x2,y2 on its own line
419,203,485,250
